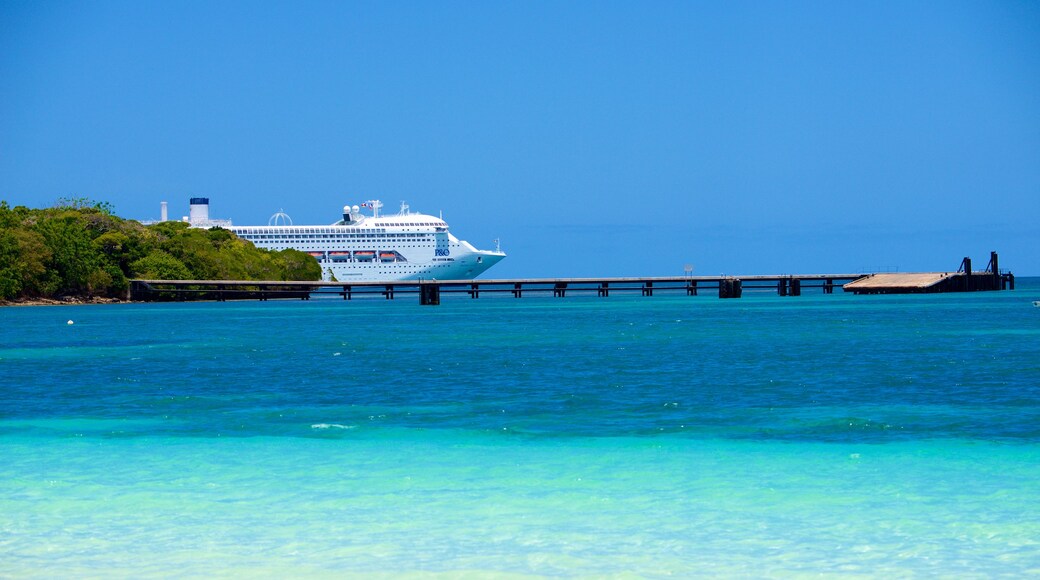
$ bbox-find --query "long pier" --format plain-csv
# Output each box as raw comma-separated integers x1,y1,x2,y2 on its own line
130,273,861,304
128,253,1013,305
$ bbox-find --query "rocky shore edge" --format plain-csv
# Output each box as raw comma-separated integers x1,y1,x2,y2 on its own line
0,296,127,307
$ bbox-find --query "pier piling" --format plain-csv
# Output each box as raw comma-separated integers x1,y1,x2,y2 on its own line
420,283,440,306
719,279,743,299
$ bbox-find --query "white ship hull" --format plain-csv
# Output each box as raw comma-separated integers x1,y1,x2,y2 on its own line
227,201,505,282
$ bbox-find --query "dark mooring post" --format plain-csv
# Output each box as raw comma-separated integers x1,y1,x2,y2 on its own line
420,283,440,306
790,278,801,296
778,278,788,296
719,278,743,299
989,251,999,289
962,257,973,291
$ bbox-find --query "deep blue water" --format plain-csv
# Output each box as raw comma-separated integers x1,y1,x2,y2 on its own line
2,280,1039,576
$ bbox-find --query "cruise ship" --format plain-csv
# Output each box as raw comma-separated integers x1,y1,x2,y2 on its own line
181,198,506,281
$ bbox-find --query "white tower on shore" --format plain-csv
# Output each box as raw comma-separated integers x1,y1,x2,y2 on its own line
160,201,168,222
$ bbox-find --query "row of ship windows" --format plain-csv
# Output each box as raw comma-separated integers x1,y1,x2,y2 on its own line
334,264,454,268
259,244,439,249
237,227,393,234
245,234,434,240
377,223,444,228
236,227,443,235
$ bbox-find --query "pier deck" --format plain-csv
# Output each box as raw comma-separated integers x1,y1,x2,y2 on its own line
128,273,862,304
128,254,1013,305
843,272,956,292
843,254,1014,294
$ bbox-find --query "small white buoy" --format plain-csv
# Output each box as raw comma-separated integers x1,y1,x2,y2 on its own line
67,320,74,325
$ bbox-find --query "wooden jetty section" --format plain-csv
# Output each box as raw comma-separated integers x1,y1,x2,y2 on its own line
844,272,956,293
130,274,863,304
129,253,1014,305
843,253,1014,295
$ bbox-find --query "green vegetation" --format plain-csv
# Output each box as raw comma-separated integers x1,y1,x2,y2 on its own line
0,198,321,301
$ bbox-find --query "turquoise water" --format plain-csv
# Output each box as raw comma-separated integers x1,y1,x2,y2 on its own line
2,282,1040,576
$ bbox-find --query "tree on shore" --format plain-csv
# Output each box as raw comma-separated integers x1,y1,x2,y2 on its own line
0,199,321,301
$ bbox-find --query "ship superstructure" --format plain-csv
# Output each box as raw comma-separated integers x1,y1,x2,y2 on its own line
218,200,505,281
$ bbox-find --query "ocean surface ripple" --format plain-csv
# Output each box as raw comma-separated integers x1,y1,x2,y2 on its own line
2,281,1039,575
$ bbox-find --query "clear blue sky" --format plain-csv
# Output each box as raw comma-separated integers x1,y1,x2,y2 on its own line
2,1,1038,276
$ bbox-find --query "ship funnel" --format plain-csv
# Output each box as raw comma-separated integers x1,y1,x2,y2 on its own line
189,197,210,225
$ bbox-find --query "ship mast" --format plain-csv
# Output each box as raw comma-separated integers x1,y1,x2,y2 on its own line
363,200,383,218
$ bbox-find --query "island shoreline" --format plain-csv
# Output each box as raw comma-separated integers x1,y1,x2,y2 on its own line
0,297,127,307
